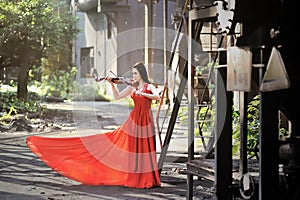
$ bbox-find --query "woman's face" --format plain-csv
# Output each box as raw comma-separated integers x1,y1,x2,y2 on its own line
132,68,141,82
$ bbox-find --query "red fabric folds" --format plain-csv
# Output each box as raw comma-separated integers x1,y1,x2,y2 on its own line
26,84,161,188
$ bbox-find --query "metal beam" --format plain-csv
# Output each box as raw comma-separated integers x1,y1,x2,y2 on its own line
157,61,188,174
189,5,218,21
215,65,233,200
259,92,280,200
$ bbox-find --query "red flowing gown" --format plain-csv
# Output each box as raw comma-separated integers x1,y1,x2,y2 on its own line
26,83,161,188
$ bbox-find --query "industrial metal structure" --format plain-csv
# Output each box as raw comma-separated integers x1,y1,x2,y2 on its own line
183,1,299,199
74,0,299,199
157,0,299,199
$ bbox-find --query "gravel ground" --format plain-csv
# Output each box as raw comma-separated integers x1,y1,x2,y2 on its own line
0,101,215,200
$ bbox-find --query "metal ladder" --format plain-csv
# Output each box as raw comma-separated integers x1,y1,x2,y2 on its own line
157,3,216,173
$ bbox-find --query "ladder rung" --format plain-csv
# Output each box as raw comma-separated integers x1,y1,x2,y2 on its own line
195,135,214,138
195,104,211,107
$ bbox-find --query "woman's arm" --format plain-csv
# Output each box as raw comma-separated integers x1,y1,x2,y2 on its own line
110,83,132,100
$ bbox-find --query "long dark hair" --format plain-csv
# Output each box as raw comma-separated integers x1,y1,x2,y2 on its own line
133,62,150,84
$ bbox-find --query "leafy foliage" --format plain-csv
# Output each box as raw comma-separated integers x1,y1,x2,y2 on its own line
0,0,78,55
0,0,79,100
71,81,111,102
31,66,78,99
232,95,260,158
0,91,45,114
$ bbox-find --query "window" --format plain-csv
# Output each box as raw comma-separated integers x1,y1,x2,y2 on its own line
80,47,94,78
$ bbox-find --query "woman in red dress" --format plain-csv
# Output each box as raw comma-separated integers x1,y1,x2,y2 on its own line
26,62,161,188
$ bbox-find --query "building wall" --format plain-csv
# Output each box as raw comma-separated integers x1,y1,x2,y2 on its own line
74,0,179,95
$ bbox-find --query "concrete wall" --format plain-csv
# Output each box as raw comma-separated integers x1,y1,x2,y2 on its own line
74,0,179,95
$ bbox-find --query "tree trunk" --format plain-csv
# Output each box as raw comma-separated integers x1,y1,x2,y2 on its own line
17,43,32,101
17,65,30,101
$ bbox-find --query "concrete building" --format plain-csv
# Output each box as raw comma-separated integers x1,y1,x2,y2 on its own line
72,0,183,94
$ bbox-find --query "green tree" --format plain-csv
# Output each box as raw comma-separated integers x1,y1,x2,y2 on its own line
0,0,78,101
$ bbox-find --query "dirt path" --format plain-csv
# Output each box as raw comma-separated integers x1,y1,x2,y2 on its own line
0,101,214,200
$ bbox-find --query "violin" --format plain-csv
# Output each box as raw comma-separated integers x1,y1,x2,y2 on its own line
95,77,139,88
92,68,139,88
